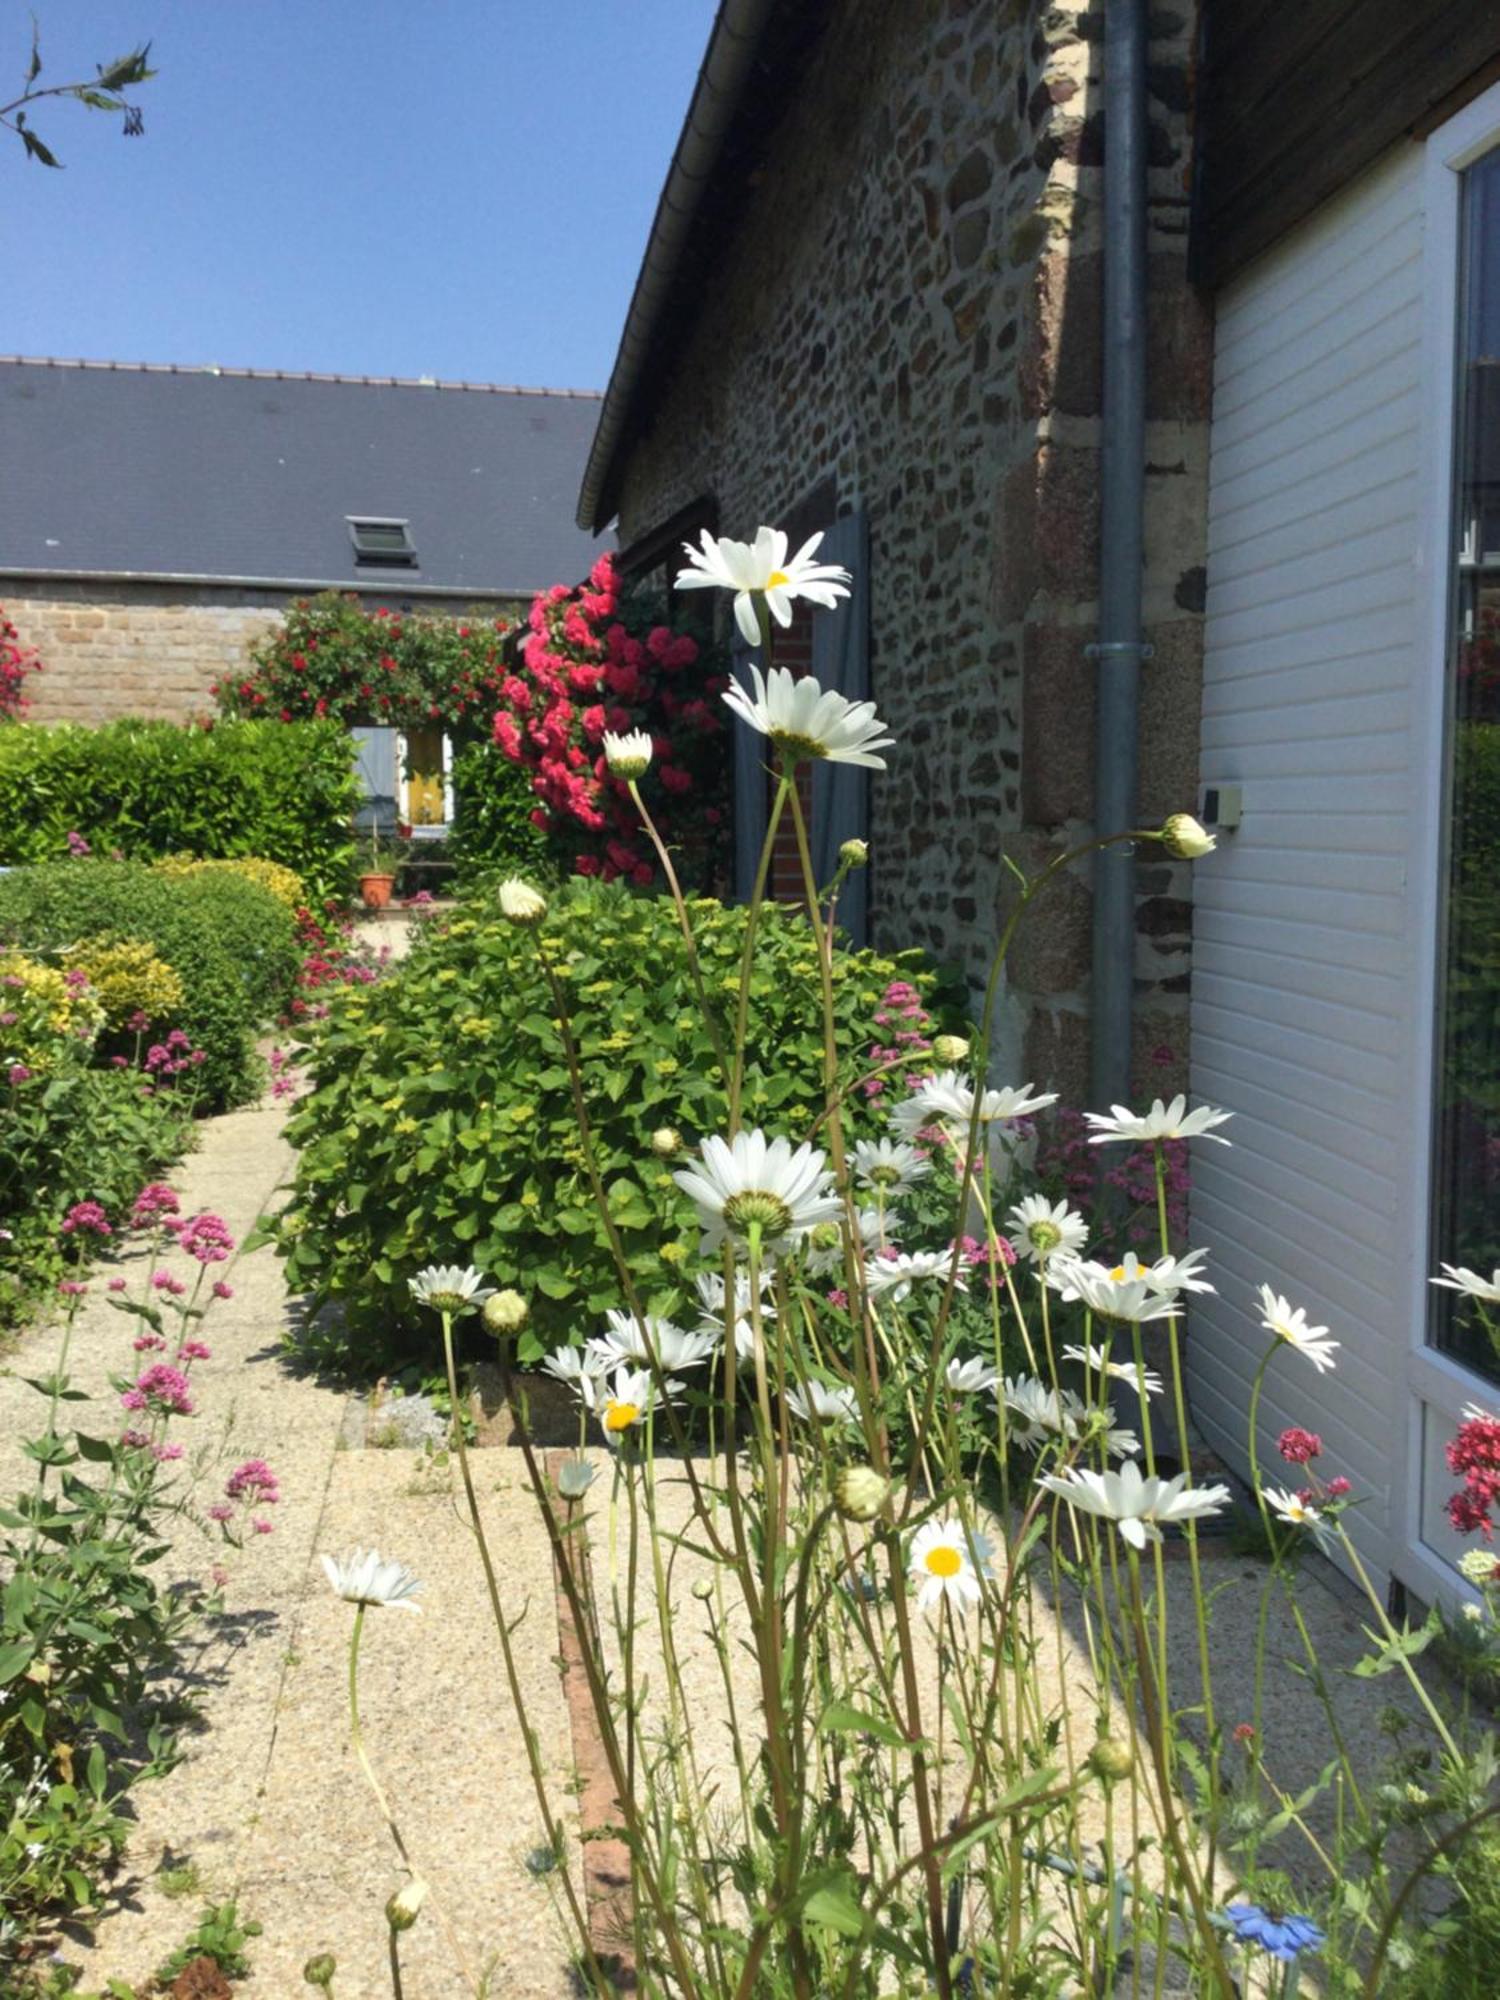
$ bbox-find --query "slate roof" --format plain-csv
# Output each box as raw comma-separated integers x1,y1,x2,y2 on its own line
0,356,611,597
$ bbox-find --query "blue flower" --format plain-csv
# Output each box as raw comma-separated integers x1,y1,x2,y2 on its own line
1224,1902,1325,1962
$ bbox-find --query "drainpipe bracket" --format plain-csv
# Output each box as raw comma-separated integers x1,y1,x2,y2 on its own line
1085,641,1154,663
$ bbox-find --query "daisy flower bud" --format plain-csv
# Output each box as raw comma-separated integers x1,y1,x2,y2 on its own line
498,878,548,926
386,1879,428,1932
835,1465,892,1522
931,1033,969,1065
1088,1734,1134,1783
839,837,868,868
1160,812,1216,859
303,1954,337,1989
482,1288,529,1336
650,1126,683,1158
603,729,653,780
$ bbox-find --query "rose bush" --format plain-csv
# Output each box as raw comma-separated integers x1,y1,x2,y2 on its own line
491,553,731,887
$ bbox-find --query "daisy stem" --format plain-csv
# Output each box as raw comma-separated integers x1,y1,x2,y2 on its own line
728,771,792,1135
1152,1142,1220,1878
435,1312,620,1997
626,776,731,1079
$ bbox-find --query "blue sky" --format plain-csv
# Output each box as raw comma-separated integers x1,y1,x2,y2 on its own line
5,0,715,390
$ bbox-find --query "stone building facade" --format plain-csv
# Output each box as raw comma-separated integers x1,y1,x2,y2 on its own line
591,0,1209,1103
8,580,502,727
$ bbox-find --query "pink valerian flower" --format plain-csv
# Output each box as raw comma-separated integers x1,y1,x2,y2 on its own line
7,1064,31,1085
121,1363,194,1417
177,1340,212,1362
145,1029,206,1077
212,1281,234,1300
1446,1408,1500,1538
1278,1427,1323,1465
125,1008,151,1034
172,1212,235,1265
133,1333,167,1353
131,1183,181,1228
151,1271,187,1297
827,1288,850,1310
206,1502,234,1523
226,1458,281,1506
1324,1475,1351,1498
152,1442,183,1463
250,1518,275,1535
58,1280,88,1298
108,1277,127,1293
61,1200,112,1239
65,829,91,858
120,1428,151,1450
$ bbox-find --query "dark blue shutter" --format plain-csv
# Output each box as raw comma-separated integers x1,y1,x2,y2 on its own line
730,631,769,905
351,725,399,836
810,508,870,947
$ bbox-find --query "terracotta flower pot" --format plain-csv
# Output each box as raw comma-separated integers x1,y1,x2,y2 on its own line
359,872,396,910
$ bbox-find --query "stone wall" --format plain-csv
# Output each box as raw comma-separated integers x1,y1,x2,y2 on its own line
5,580,519,728
611,0,1209,1105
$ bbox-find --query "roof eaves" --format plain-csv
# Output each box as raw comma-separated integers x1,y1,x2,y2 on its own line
575,0,779,534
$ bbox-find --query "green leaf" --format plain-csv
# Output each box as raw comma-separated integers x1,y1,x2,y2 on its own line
19,124,61,167
818,1698,912,1751
801,1872,864,1936
1352,1609,1440,1678
0,1640,35,1684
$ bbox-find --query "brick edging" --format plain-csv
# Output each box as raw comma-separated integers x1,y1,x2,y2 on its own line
544,1450,637,1991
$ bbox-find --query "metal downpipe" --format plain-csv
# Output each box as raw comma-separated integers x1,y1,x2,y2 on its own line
1089,0,1149,1115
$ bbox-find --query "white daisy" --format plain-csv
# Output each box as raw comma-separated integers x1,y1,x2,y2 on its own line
946,1355,1000,1395
540,1346,610,1399
863,1250,966,1301
673,1129,841,1252
675,524,852,647
806,1206,889,1278
602,729,653,780
1083,1096,1233,1146
999,1375,1086,1450
1037,1462,1231,1551
1433,1265,1500,1305
908,1517,992,1613
581,1363,682,1444
1007,1195,1089,1264
785,1379,860,1427
1145,1248,1215,1296
586,1310,720,1373
1256,1286,1340,1374
1262,1485,1334,1552
721,662,893,769
1062,1343,1164,1398
321,1548,423,1613
1047,1257,1181,1325
407,1265,496,1318
889,1071,1055,1142
852,1138,932,1195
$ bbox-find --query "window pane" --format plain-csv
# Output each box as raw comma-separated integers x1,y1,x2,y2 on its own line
1432,147,1500,1380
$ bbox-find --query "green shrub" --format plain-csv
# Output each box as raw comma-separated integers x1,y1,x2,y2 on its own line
0,862,297,1110
1,1051,189,1327
279,881,959,1366
447,737,552,887
0,718,359,901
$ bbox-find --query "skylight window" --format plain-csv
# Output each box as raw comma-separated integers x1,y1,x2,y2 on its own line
348,517,418,567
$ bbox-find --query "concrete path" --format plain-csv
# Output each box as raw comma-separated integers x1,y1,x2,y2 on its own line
1,1082,582,1998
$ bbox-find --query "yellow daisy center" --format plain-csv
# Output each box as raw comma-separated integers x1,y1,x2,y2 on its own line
766,569,790,589
924,1545,962,1578
1109,1265,1129,1283
604,1401,640,1434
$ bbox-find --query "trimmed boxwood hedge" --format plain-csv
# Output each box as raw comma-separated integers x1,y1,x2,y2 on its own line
0,718,359,901
0,862,298,1109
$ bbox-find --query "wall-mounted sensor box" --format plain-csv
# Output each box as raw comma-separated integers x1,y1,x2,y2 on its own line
1199,782,1242,832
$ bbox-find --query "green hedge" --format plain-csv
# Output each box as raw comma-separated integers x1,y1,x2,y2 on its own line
0,863,298,1110
0,719,360,901
279,881,960,1366
447,738,552,887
